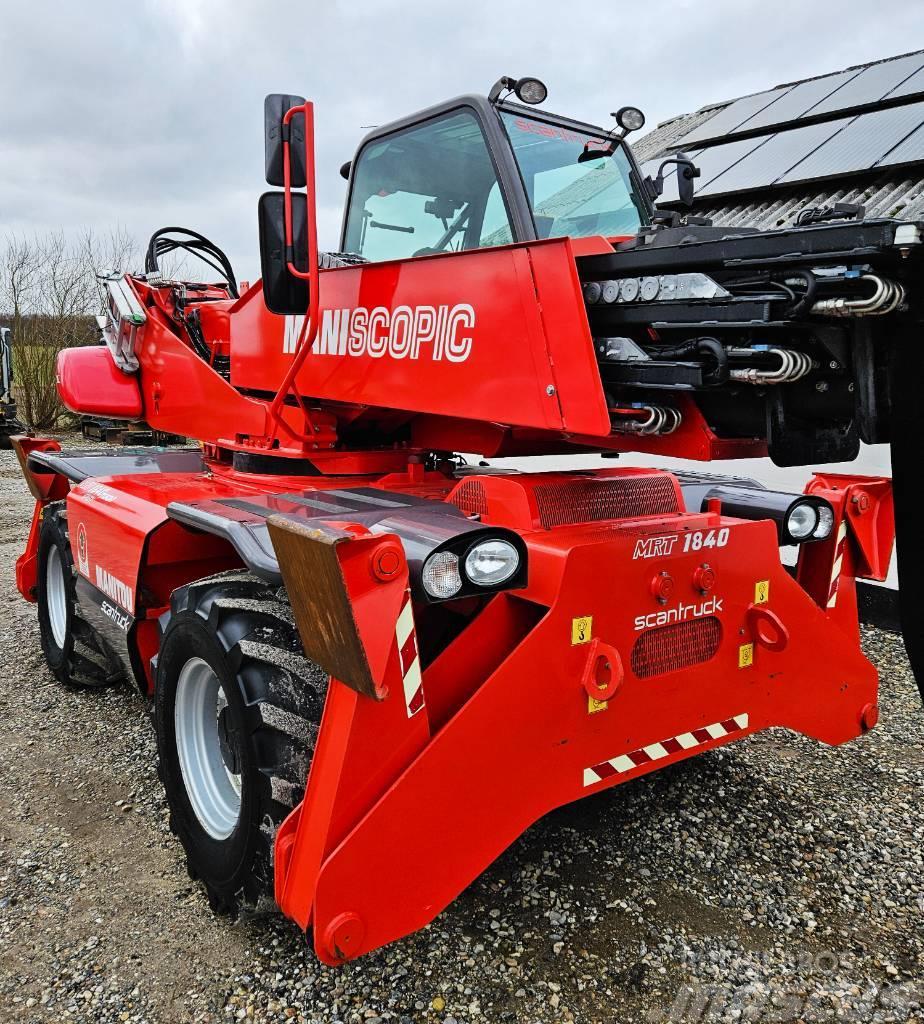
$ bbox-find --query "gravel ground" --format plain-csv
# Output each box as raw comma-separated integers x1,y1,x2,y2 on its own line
1,444,923,1023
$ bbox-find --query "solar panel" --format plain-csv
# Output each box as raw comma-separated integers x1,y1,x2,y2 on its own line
776,100,924,183
696,119,849,197
674,88,790,147
884,64,924,101
873,122,924,166
682,136,769,194
806,53,924,117
734,70,862,133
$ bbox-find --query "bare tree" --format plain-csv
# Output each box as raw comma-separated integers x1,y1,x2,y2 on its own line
0,229,139,429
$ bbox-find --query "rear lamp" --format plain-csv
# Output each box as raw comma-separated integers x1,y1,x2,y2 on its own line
615,106,645,133
422,550,462,599
813,504,834,540
464,539,520,586
515,77,548,105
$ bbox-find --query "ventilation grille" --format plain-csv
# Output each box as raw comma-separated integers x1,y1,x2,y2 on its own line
449,479,488,517
631,617,722,679
534,475,678,529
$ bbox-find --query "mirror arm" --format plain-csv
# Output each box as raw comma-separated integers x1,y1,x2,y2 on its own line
267,100,324,443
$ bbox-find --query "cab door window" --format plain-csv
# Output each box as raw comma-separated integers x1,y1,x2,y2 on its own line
343,111,513,261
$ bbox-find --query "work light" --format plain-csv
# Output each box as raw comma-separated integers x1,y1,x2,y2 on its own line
615,106,645,133
515,77,548,105
786,503,818,541
464,539,520,586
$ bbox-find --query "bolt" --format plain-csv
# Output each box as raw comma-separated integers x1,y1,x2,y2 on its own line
546,385,557,397
815,381,829,393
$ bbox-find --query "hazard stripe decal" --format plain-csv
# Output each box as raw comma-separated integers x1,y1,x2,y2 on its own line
582,713,749,787
395,591,425,718
827,520,848,608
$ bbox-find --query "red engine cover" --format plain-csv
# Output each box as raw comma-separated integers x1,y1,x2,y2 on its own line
57,346,143,419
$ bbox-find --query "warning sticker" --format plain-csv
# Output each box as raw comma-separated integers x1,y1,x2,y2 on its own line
738,643,754,669
587,696,608,715
571,616,593,645
754,580,770,605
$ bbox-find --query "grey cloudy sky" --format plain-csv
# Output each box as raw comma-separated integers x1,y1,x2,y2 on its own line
1,0,922,281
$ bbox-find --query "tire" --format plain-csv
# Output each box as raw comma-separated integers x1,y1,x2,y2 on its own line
36,501,123,688
154,570,327,915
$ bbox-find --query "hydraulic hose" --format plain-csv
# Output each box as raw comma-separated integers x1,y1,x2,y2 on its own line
643,336,729,385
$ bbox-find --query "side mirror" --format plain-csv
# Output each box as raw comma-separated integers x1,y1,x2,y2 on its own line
264,93,307,188
675,153,700,208
650,153,701,209
258,191,309,315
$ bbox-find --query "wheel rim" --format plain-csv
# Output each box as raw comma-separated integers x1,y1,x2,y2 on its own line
45,545,68,649
174,657,242,840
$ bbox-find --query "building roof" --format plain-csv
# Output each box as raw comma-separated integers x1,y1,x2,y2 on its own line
634,50,924,227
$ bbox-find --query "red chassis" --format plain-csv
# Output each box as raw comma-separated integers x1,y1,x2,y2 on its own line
14,437,892,962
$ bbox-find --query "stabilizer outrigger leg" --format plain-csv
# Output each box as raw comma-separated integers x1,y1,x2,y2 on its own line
889,326,924,701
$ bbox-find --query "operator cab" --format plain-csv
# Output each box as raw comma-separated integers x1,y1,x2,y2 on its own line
340,82,653,263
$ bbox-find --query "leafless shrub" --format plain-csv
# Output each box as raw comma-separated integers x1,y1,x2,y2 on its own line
0,229,138,429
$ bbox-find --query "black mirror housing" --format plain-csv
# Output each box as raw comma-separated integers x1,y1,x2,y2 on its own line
264,94,307,188
651,153,701,209
258,191,309,315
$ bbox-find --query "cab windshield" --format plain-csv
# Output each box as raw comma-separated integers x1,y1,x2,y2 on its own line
499,110,648,240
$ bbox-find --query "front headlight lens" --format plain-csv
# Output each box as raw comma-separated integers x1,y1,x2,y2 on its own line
422,550,463,599
464,539,520,586
786,503,818,541
813,505,834,540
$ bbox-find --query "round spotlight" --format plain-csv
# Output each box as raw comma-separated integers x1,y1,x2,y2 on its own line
615,106,646,133
515,77,548,105
422,550,462,599
786,503,819,541
464,539,520,586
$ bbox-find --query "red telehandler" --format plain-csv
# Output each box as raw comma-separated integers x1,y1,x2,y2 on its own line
10,77,919,963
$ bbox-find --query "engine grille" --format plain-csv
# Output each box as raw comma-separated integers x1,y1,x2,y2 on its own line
631,617,722,679
449,479,488,517
534,475,678,529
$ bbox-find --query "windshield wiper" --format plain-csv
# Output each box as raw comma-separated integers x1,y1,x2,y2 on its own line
369,220,415,233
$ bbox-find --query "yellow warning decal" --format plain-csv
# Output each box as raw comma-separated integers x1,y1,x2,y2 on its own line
754,580,770,605
738,643,754,669
571,616,593,645
587,696,608,715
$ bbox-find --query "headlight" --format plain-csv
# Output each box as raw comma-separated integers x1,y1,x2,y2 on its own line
786,503,818,541
813,505,834,540
422,550,462,599
464,539,520,586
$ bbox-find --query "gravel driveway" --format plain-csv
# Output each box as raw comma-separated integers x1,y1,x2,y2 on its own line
0,444,922,1024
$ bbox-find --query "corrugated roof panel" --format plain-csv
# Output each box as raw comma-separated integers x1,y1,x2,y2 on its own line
696,119,850,197
673,89,789,147
777,100,924,183
686,172,924,230
807,53,924,116
734,70,862,133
